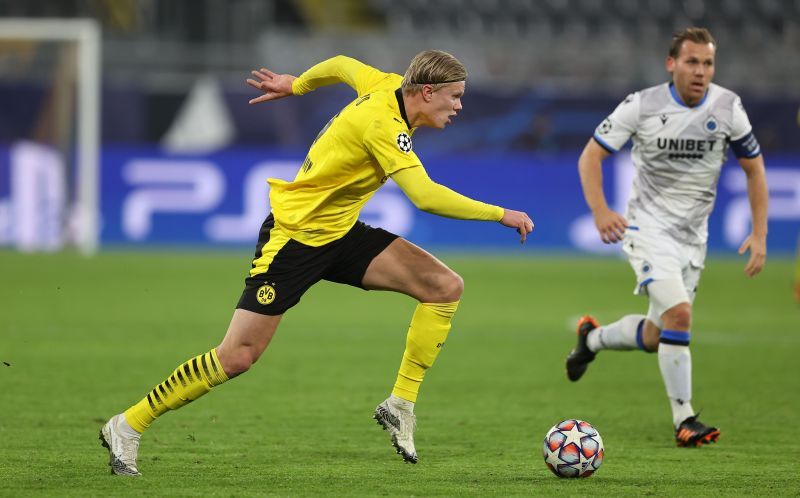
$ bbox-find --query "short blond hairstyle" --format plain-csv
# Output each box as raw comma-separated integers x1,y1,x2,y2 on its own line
669,27,716,58
401,50,467,95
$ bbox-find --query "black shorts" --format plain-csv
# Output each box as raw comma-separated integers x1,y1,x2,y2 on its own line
237,213,399,316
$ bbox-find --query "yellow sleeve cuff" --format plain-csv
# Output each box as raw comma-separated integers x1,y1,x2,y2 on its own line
291,78,308,96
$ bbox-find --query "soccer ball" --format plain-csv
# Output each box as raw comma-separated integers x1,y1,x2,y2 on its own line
542,419,604,478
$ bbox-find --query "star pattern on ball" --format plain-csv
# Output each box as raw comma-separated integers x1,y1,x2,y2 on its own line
563,424,587,447
542,419,604,478
545,446,563,468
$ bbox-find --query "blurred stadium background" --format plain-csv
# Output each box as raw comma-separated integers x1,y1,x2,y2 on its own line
0,0,798,254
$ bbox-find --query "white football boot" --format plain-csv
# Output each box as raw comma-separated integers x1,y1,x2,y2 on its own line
99,414,142,476
374,395,418,463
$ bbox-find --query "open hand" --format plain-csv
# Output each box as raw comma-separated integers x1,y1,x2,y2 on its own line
246,68,296,104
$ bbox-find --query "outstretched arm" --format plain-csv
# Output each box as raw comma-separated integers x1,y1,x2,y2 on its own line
392,167,534,243
247,55,388,105
737,154,768,277
578,138,628,243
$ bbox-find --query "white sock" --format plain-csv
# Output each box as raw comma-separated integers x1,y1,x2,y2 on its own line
389,394,415,413
668,398,694,428
586,315,645,352
657,334,694,427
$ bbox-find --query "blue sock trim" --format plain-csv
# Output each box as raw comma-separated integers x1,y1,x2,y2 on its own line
660,329,690,346
635,319,646,351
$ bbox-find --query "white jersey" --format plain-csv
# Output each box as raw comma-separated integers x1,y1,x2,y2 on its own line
593,82,761,245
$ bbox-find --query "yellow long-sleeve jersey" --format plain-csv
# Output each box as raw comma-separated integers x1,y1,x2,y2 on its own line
268,55,502,246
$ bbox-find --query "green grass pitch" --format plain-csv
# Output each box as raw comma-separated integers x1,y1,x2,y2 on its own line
1,250,798,496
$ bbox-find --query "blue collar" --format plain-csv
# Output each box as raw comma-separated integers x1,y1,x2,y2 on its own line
669,82,708,108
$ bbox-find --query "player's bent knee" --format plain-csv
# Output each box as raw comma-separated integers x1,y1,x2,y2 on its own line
662,303,692,331
445,272,464,301
217,348,259,378
433,271,464,302
647,279,692,331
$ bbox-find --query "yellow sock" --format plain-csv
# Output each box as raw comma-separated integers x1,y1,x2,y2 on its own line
392,301,459,403
123,348,229,433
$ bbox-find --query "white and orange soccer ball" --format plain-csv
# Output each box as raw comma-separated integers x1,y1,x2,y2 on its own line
542,419,604,478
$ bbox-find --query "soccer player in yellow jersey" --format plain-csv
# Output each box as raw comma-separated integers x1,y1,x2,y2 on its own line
100,50,533,475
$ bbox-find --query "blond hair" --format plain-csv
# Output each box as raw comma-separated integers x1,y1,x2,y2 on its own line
401,50,467,95
669,27,716,58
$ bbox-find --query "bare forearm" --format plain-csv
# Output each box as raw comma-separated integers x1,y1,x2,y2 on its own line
578,153,609,213
739,155,768,238
577,139,628,243
746,168,768,238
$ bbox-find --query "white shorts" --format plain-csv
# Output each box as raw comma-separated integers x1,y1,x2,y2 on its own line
621,227,706,317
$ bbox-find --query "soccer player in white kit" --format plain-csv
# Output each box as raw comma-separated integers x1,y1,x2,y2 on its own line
566,27,768,447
